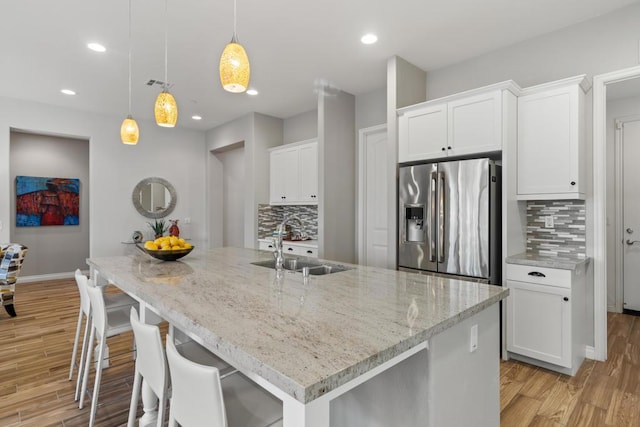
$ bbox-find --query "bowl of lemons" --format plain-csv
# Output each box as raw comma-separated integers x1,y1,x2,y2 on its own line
139,236,194,261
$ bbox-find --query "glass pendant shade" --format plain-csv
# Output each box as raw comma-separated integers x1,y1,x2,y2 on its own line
154,90,178,127
121,115,139,145
219,39,250,93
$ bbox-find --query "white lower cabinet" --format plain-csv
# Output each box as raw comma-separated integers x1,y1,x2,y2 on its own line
505,263,586,375
258,239,318,258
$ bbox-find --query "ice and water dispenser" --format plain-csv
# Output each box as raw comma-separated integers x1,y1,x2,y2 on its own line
404,206,425,243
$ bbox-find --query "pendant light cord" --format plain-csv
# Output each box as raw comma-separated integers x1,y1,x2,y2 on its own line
232,0,238,42
164,0,168,90
127,0,132,114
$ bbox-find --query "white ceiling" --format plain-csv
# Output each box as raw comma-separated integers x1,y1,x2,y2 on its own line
2,0,638,131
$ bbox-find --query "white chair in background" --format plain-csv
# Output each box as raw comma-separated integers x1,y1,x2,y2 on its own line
80,281,136,427
69,269,136,390
166,337,283,427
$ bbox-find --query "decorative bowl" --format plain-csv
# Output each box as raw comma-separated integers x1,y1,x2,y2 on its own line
137,244,194,261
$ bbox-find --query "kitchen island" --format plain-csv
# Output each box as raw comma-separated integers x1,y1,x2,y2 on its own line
87,247,508,427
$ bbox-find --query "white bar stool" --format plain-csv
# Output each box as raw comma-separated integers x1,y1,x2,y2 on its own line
69,269,136,400
166,337,283,427
80,281,136,427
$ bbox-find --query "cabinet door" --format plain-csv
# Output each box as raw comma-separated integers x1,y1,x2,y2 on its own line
517,86,583,198
506,280,571,368
398,104,447,163
298,142,318,203
270,148,300,204
447,90,502,156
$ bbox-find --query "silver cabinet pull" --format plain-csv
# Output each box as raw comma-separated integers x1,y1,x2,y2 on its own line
626,239,640,245
429,172,437,262
438,172,445,263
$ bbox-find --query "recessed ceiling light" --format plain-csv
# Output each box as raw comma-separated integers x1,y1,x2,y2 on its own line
246,89,258,96
87,43,106,52
61,89,76,95
192,115,202,120
361,33,378,45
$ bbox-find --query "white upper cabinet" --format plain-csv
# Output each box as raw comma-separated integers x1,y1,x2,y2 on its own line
397,82,519,164
517,75,589,200
398,104,447,162
269,139,318,205
298,142,318,202
448,91,503,157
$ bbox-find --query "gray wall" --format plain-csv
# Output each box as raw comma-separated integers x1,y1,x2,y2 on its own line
318,90,356,263
0,97,207,269
9,132,89,276
425,2,640,100
283,110,317,144
215,144,245,248
206,113,282,248
356,87,386,131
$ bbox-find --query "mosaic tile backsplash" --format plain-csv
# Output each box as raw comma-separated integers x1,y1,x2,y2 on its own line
258,204,318,239
526,200,586,258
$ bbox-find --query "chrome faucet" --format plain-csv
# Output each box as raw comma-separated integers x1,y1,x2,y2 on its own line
273,214,305,270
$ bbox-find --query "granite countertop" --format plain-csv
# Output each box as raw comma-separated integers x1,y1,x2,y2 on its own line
506,252,590,270
88,247,507,404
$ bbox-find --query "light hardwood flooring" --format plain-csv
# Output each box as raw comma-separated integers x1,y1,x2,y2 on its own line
1,279,640,426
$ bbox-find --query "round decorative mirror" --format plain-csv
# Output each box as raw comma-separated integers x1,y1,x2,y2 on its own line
132,177,177,219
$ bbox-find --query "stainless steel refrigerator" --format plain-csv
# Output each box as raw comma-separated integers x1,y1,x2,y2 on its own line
398,158,501,284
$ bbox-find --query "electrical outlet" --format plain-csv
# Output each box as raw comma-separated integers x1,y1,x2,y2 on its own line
470,324,478,353
0,220,3,231
184,217,191,224
545,216,554,228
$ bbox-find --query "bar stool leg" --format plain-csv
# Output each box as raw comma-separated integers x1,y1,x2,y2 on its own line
138,379,159,427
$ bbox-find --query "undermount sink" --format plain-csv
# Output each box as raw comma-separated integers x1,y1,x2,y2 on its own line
251,258,352,275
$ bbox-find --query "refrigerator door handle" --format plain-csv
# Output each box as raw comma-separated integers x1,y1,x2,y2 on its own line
429,172,437,262
438,172,445,263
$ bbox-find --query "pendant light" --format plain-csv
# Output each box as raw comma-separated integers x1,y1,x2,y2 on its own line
154,0,178,127
121,0,139,145
219,0,250,93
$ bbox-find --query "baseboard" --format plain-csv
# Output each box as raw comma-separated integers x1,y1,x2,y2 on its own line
585,345,595,360
19,271,88,283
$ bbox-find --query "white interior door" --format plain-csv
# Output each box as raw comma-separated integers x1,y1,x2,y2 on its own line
622,119,640,311
359,125,388,268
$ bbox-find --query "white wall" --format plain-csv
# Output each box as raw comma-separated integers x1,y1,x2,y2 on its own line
283,110,317,144
0,97,207,262
10,132,89,276
606,94,640,310
425,2,640,99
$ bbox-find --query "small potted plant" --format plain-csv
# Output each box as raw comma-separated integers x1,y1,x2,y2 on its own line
148,219,167,239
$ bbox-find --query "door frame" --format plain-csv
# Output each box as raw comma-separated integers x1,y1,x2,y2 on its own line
593,64,640,361
357,123,387,266
614,115,640,313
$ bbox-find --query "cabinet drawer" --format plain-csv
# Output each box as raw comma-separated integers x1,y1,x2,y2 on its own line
283,245,317,258
259,241,275,251
506,263,571,288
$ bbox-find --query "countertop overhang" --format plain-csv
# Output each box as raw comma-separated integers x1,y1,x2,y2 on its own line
87,247,508,403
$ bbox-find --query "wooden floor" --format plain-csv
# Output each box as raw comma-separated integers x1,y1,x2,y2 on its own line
2,279,640,426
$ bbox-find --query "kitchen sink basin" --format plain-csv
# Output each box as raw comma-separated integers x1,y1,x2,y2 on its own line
251,258,353,275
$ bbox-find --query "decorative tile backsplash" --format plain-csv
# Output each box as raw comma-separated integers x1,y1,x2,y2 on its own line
258,204,318,239
526,200,586,258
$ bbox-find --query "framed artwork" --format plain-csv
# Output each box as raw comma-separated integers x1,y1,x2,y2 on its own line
15,176,80,226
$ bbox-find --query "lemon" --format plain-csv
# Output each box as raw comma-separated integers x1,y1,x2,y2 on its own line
178,238,186,246
160,240,171,249
161,245,172,251
169,236,179,247
183,243,192,249
171,245,182,250
154,238,163,246
144,241,158,250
